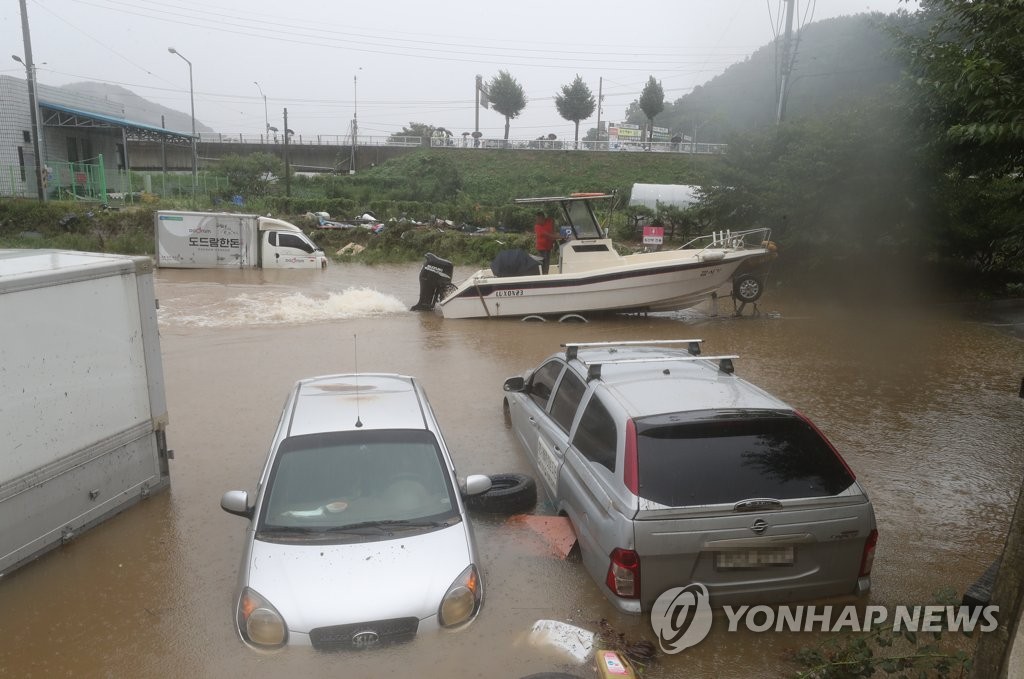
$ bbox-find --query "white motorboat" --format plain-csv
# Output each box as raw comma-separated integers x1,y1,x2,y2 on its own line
411,193,776,320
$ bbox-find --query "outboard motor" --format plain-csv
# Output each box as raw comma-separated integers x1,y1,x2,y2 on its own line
411,252,455,311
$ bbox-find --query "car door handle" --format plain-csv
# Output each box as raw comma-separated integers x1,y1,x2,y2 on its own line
528,416,538,427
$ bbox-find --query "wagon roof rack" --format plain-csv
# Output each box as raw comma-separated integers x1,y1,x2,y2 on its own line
582,355,738,381
562,339,704,361
560,340,738,381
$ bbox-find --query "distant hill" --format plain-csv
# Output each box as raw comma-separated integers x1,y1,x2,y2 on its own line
618,12,904,142
58,81,214,135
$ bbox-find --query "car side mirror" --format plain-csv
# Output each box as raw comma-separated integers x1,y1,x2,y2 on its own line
221,490,254,519
461,474,492,497
503,377,526,392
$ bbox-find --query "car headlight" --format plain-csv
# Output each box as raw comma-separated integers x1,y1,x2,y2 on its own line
238,587,287,648
438,564,482,628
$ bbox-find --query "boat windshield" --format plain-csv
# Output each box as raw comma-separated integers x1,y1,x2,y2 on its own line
562,200,604,239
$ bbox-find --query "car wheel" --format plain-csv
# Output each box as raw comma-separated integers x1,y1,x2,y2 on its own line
733,274,764,303
465,473,537,514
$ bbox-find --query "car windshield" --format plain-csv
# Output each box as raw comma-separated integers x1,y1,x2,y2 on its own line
634,411,855,507
258,429,458,537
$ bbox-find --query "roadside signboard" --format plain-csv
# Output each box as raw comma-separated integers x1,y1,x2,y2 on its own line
642,225,664,245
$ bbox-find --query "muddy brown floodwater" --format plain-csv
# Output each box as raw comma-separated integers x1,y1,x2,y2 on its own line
1,262,1022,679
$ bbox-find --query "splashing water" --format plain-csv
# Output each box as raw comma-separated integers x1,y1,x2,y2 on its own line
159,286,409,328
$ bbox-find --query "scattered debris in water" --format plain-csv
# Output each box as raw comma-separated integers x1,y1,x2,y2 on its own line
527,619,595,663
506,514,577,559
596,619,658,672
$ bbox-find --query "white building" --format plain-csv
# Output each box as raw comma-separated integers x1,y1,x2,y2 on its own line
0,75,190,199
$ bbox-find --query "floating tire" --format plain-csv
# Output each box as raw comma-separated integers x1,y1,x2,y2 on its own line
465,473,537,514
733,274,764,303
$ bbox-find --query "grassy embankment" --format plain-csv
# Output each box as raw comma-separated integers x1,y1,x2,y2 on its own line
0,149,718,267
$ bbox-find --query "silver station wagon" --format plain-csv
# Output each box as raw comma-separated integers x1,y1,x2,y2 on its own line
221,373,490,649
503,340,878,614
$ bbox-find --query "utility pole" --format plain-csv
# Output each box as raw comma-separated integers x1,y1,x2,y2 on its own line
17,0,45,201
595,77,603,149
474,74,488,147
475,75,482,139
350,74,357,175
775,0,796,125
283,107,290,197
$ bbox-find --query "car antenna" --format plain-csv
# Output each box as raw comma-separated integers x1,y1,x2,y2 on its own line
353,333,363,428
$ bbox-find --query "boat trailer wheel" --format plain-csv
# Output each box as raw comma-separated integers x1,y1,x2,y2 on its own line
733,274,764,303
520,314,588,323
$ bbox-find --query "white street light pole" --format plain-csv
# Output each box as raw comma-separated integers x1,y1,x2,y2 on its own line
168,47,197,202
254,80,268,140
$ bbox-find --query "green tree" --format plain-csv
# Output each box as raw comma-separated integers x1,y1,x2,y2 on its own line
218,152,282,198
698,101,935,280
555,75,596,143
892,0,1024,283
898,0,1024,171
638,76,665,143
389,123,455,147
487,70,527,141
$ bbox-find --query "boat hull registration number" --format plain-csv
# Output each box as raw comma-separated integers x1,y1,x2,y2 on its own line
715,546,795,569
495,289,524,297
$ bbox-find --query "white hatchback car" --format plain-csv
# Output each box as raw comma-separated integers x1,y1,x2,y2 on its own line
503,340,878,614
221,373,491,650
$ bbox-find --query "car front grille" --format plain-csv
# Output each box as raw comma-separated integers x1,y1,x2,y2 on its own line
309,617,419,651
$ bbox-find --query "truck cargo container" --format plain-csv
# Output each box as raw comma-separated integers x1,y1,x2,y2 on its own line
155,210,327,269
0,250,171,576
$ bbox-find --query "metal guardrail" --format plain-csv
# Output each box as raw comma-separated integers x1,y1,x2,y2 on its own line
197,133,423,147
429,138,727,154
192,132,727,154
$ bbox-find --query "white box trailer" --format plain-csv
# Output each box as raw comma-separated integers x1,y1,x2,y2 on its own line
0,250,171,576
155,210,328,269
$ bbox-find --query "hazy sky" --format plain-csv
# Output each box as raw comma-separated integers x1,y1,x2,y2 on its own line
4,0,915,141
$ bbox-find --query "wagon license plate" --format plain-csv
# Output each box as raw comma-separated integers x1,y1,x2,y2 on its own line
715,546,795,569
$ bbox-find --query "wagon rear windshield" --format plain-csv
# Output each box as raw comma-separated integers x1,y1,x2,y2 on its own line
634,411,854,507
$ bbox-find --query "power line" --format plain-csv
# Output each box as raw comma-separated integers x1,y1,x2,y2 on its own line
68,0,754,71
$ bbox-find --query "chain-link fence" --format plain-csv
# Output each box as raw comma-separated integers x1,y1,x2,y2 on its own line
2,158,227,204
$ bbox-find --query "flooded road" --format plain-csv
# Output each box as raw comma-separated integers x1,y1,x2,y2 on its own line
1,262,1022,678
